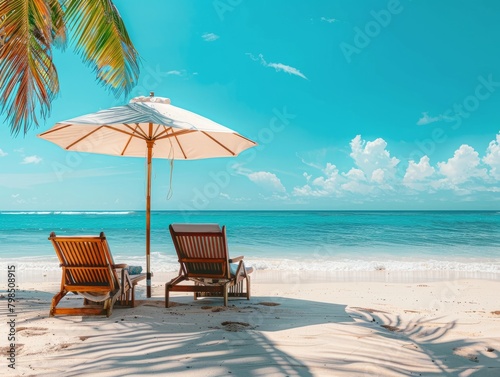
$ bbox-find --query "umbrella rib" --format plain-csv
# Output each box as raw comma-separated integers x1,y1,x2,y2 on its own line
120,125,142,156
38,124,73,136
155,129,195,140
65,126,104,150
152,124,163,138
128,123,149,138
201,131,238,156
234,133,258,145
157,129,191,159
169,127,188,159
154,126,172,139
118,124,149,139
156,126,188,159
63,124,147,151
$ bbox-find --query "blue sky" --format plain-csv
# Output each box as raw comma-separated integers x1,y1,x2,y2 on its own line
1,0,500,211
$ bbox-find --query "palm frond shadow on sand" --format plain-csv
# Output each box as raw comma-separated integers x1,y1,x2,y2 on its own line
9,291,499,376
12,292,353,376
333,307,500,376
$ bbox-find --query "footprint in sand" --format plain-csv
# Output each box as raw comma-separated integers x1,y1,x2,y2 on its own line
0,344,24,354
221,321,253,332
205,306,227,312
16,327,48,336
257,302,281,307
350,307,389,314
51,343,73,351
402,343,419,350
453,347,479,362
381,324,400,332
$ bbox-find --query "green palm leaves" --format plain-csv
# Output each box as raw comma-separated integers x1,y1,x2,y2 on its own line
0,0,140,135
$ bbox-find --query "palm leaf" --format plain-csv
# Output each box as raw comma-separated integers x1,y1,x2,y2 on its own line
64,0,140,97
49,0,66,49
0,0,59,135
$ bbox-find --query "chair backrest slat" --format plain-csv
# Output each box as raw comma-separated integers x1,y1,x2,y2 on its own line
49,232,119,291
169,224,230,278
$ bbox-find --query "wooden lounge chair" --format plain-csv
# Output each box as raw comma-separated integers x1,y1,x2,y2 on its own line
49,232,146,317
166,224,253,307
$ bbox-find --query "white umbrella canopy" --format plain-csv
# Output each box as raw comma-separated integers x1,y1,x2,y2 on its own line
40,95,255,159
38,94,257,297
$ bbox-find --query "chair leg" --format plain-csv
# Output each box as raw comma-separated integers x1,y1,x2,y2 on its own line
165,284,170,308
246,276,251,300
50,290,67,317
223,285,228,306
105,298,113,317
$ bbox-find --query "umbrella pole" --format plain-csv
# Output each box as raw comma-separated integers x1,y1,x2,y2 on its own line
146,138,153,298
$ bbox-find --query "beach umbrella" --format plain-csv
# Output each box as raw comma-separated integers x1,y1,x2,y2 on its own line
38,93,257,297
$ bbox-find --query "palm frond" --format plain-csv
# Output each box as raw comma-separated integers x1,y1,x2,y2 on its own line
64,0,140,97
49,0,66,49
0,0,59,135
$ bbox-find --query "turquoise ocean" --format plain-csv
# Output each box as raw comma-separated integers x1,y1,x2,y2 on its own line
1,210,499,277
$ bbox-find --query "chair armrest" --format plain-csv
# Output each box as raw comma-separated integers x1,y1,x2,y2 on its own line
120,268,133,295
229,256,244,263
113,263,128,269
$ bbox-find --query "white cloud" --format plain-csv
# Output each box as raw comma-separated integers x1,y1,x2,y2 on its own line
416,112,454,126
371,169,385,184
403,156,436,190
437,145,488,186
292,184,328,197
246,53,307,80
11,194,19,198
202,32,220,42
312,163,339,191
292,133,500,202
342,168,366,181
267,62,307,79
247,171,286,192
321,17,337,23
21,155,42,164
341,168,372,194
483,133,500,179
293,136,399,198
350,135,399,182
166,70,182,76
293,163,340,197
0,148,7,157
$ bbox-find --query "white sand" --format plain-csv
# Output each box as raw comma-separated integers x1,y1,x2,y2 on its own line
3,271,500,376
